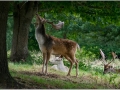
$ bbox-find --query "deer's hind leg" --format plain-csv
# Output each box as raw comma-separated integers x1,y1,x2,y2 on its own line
64,53,79,77
64,54,78,76
63,55,72,76
75,59,79,77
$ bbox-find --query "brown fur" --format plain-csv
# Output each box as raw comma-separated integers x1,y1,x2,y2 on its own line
35,14,80,77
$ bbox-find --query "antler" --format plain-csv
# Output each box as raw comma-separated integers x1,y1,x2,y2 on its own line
100,49,114,65
35,14,64,30
100,49,106,64
106,52,117,66
105,52,117,66
52,21,64,30
46,20,64,30
111,51,118,60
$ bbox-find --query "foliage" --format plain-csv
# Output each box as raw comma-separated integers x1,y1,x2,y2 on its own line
28,22,39,51
7,50,43,65
6,1,120,60
7,17,13,51
39,1,120,25
73,1,120,25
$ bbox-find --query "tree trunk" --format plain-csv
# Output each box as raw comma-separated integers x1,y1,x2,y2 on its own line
11,1,38,62
0,1,18,88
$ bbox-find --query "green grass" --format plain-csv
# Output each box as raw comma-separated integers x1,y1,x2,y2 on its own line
8,61,120,89
7,51,120,89
10,70,101,89
10,70,91,89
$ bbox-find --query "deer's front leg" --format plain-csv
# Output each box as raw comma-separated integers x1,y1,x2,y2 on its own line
45,52,51,75
42,53,46,74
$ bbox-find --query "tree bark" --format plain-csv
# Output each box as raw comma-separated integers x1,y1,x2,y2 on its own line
11,1,38,62
0,1,18,88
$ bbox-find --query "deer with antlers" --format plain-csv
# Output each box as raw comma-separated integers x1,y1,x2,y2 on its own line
100,49,120,74
35,14,80,77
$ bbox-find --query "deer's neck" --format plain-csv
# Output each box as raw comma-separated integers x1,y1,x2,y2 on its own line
36,24,46,36
35,24,47,45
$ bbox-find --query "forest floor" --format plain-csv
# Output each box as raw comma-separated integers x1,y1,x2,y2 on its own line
14,71,65,89
12,70,110,89
13,71,81,89
2,60,119,89
8,65,120,89
5,51,120,89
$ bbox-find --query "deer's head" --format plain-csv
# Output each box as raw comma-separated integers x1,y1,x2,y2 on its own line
103,62,114,74
35,14,64,30
50,55,63,65
35,14,47,27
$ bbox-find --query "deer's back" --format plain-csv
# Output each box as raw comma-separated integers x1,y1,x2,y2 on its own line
50,36,78,55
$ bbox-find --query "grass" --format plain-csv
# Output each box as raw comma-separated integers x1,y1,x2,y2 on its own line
8,61,120,89
11,71,88,89
7,51,120,89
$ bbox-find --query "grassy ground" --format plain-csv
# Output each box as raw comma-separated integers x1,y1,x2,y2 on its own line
8,61,120,89
5,51,120,89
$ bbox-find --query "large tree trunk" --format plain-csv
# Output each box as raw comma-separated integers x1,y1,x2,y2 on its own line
0,1,18,88
0,1,11,87
11,1,38,62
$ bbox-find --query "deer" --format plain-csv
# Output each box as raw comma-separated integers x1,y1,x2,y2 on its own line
103,61,120,74
50,55,69,72
35,14,80,77
100,49,120,74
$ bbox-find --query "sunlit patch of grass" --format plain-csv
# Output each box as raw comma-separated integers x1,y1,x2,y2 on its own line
8,61,66,76
9,62,34,72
